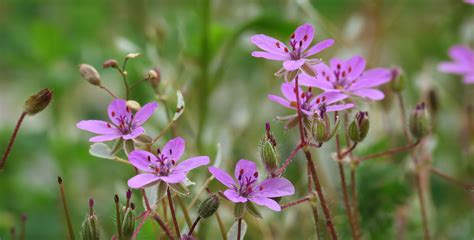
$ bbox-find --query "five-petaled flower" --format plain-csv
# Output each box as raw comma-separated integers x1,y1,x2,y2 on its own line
77,99,158,142
268,80,354,116
127,137,210,188
209,159,295,211
298,55,393,100
438,45,474,84
251,23,334,71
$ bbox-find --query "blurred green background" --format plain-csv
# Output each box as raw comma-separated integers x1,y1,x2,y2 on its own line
0,0,473,239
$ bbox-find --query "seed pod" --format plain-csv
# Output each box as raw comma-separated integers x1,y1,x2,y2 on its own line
390,67,405,92
198,194,220,218
79,64,101,86
311,113,332,143
121,207,135,240
147,68,161,91
81,199,100,240
102,59,119,69
259,122,279,176
23,88,53,116
409,102,431,139
348,111,370,143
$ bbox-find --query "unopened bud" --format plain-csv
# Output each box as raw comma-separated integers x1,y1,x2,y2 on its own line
79,64,101,86
390,67,405,92
121,208,135,239
81,200,100,240
259,122,279,176
409,102,431,139
147,68,161,91
311,112,332,143
126,100,141,111
23,88,53,116
102,59,119,69
126,53,141,59
198,194,220,218
348,111,370,143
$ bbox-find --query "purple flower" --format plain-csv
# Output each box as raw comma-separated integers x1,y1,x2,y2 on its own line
298,55,392,101
209,159,294,211
127,137,210,188
77,99,158,142
438,45,474,84
251,23,335,71
268,80,354,116
465,0,474,5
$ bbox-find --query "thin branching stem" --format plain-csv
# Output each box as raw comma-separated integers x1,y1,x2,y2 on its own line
280,196,311,209
0,112,27,170
430,167,474,190
167,188,181,238
57,177,75,240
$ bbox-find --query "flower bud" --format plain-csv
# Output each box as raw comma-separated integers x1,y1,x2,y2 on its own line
81,199,100,240
259,122,279,176
409,102,431,139
348,111,370,143
126,100,141,112
79,64,101,86
102,59,119,69
121,207,135,240
147,68,161,91
23,88,53,116
390,67,405,92
126,53,141,59
198,194,220,218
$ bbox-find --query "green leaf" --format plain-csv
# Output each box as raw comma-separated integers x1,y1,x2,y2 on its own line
246,201,262,218
110,138,124,156
172,90,185,121
226,219,247,240
89,143,115,159
124,139,135,155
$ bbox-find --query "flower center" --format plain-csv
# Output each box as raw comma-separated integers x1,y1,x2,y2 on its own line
332,65,356,90
110,107,135,134
147,148,177,176
235,169,259,197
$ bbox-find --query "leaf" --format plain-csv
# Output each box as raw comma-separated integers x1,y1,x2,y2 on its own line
227,219,247,240
246,202,262,218
110,138,124,156
89,143,115,159
172,90,185,121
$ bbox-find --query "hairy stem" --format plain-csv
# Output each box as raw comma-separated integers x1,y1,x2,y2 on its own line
152,213,175,239
280,196,311,209
176,195,193,229
188,216,201,235
276,143,304,175
167,188,181,238
0,112,27,170
57,177,75,240
132,211,150,240
356,140,420,163
430,167,474,190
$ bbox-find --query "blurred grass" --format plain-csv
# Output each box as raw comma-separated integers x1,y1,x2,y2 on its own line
0,0,473,239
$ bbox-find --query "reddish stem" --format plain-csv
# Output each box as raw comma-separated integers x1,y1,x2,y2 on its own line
0,112,27,170
132,211,150,240
276,143,304,175
167,188,181,238
430,167,474,190
280,196,311,209
356,140,420,163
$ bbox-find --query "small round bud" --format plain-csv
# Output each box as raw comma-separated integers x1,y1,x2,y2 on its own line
198,194,220,218
23,88,53,116
89,198,94,209
390,67,405,92
102,59,119,69
311,113,331,143
147,68,161,91
126,100,141,112
79,64,101,86
348,111,370,143
126,189,132,201
409,102,431,139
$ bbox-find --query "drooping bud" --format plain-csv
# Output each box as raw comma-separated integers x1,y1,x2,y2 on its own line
259,122,279,176
121,207,135,240
390,67,405,92
147,68,161,91
81,198,100,240
102,59,119,69
409,102,431,139
348,111,370,142
198,194,220,218
23,88,53,116
79,64,101,86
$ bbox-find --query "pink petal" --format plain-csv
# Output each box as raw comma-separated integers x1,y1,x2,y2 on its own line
304,39,335,57
134,102,158,125
438,62,470,74
292,23,314,51
234,159,258,180
174,156,210,173
351,89,385,100
122,127,144,140
252,178,295,198
162,137,185,161
298,71,334,90
127,173,160,189
249,197,281,211
326,103,355,112
329,57,347,72
346,55,366,81
108,99,130,126
313,91,348,105
281,81,298,101
160,172,186,184
76,120,120,135
89,134,122,143
283,59,306,71
128,150,157,172
350,68,392,90
224,189,247,203
208,167,235,188
464,74,474,84
251,51,289,61
268,95,293,109
250,34,290,56
448,45,474,63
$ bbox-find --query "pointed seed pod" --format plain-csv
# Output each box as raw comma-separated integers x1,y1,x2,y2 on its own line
348,111,370,143
121,207,135,240
259,122,279,176
81,198,100,240
23,88,53,116
198,194,220,218
409,102,431,139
